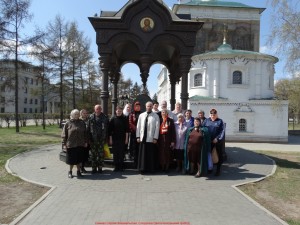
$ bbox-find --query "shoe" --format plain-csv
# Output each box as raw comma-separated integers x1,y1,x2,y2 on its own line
68,171,73,178
195,171,201,178
77,170,83,178
214,170,220,176
91,168,97,174
81,168,87,173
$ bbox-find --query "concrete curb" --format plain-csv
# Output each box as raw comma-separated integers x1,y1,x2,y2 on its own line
232,154,289,225
5,153,56,225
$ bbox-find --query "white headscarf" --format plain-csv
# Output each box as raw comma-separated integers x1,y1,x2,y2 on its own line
123,103,131,116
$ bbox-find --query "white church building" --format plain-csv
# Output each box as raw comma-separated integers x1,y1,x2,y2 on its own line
157,0,288,143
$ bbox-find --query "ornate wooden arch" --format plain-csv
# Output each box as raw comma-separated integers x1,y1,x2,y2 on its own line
89,0,203,114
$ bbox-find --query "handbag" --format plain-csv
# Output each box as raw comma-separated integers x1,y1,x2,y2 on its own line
212,146,219,164
103,143,112,159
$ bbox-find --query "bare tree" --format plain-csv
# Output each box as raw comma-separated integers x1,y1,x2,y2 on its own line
268,0,300,76
0,0,42,132
44,15,70,125
30,31,57,129
65,21,92,109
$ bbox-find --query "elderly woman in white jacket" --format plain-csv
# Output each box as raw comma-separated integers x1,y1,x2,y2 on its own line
136,101,160,173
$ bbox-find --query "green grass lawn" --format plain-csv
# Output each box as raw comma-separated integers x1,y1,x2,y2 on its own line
288,122,300,130
0,125,61,183
239,151,300,225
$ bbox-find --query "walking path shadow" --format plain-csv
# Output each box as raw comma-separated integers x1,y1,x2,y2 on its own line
7,144,286,225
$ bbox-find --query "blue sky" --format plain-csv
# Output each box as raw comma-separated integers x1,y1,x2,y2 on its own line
27,0,283,96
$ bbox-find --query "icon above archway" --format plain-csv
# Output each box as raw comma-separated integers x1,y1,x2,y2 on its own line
140,17,154,32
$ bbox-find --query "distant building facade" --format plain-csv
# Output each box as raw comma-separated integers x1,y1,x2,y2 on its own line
0,60,62,114
157,0,288,142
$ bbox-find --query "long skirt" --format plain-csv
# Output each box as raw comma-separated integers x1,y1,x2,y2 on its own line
82,145,90,163
158,135,172,166
137,142,158,173
112,139,125,170
66,147,83,165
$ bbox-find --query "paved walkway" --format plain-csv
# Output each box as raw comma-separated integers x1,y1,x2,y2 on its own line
6,136,300,225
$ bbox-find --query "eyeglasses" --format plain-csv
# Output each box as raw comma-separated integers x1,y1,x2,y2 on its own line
210,112,217,115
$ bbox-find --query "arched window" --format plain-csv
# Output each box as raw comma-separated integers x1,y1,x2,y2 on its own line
239,119,246,132
194,73,203,87
233,71,242,84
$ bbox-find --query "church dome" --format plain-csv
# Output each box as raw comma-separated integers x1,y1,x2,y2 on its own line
217,43,232,51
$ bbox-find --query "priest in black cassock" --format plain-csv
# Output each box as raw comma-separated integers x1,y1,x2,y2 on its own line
136,101,160,173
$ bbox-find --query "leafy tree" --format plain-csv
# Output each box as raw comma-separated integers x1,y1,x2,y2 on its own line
268,0,300,76
275,77,300,122
130,82,141,101
142,85,150,96
152,93,158,102
0,0,42,132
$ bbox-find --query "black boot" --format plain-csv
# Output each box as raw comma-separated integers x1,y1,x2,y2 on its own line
68,171,73,178
77,170,83,178
91,167,97,174
215,165,221,176
81,162,87,173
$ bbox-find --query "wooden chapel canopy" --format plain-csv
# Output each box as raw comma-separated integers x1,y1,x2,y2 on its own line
89,0,203,114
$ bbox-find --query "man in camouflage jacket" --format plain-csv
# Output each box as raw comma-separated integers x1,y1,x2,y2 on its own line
87,104,109,173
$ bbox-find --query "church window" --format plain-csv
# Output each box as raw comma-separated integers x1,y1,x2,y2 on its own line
233,71,242,84
194,73,203,87
239,119,246,132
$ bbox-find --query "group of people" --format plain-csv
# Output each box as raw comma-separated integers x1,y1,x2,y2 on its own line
61,101,225,179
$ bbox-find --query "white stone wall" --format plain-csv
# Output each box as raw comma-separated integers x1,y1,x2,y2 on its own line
155,2,289,143
189,100,288,143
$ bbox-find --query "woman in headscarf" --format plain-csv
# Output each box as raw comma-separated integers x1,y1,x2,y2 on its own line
184,117,210,177
158,109,176,172
128,101,141,167
174,113,188,173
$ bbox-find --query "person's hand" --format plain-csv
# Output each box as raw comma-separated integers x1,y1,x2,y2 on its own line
153,139,157,144
109,140,112,146
212,138,218,144
125,139,128,145
137,138,140,143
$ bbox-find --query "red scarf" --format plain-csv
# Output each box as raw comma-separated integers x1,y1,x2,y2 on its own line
160,117,169,134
